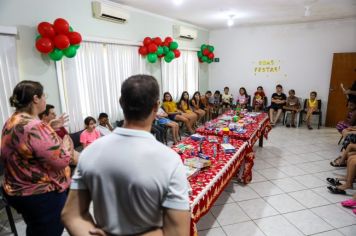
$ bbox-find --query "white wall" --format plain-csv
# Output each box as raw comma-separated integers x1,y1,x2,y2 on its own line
0,0,209,111
209,18,356,124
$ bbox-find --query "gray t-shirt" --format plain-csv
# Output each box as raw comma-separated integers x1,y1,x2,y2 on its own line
71,127,190,235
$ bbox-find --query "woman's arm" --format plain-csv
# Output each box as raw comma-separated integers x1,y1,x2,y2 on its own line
180,101,187,113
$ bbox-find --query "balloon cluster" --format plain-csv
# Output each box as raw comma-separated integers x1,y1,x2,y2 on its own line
197,44,215,63
138,36,180,63
35,18,82,61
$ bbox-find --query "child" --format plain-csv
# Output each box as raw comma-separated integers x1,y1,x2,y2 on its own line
283,89,301,128
236,87,249,109
162,92,195,134
210,90,221,118
269,84,287,126
190,91,206,123
200,91,213,121
305,91,318,130
80,116,101,148
96,112,113,136
253,86,266,112
156,108,180,144
221,87,233,111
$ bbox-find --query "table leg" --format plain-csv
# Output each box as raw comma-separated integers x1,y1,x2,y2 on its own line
259,133,264,147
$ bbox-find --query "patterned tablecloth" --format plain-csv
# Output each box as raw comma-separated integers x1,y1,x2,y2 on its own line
172,136,248,236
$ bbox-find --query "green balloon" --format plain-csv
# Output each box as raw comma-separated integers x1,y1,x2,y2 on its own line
163,46,169,54
35,34,41,41
202,56,208,62
207,59,212,64
63,45,77,58
147,53,158,63
208,45,214,52
49,48,64,61
164,55,173,63
201,44,207,51
169,41,178,50
156,46,164,55
73,44,80,49
69,26,74,32
197,51,203,58
166,51,175,60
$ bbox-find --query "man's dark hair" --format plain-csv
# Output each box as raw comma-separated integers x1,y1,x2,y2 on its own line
38,104,55,120
206,91,212,95
98,113,109,119
276,84,283,89
120,75,159,121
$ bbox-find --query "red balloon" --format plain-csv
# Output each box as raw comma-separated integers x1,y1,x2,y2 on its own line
158,54,164,58
54,34,70,50
35,37,54,54
37,22,55,38
162,41,170,47
153,37,162,45
53,18,70,34
203,48,210,56
173,49,181,58
67,32,82,45
208,52,214,59
199,58,203,63
148,43,158,53
143,37,152,46
164,37,173,44
138,46,148,55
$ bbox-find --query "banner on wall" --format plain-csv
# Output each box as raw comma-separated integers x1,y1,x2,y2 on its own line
253,59,287,78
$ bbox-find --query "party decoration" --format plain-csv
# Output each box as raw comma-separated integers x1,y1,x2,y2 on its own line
138,36,180,63
35,18,82,61
197,44,215,64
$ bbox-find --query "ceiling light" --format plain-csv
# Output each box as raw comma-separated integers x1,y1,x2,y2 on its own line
227,15,234,27
173,0,183,6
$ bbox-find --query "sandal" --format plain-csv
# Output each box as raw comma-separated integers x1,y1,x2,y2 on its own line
330,160,346,167
326,178,342,186
327,186,346,195
341,199,356,207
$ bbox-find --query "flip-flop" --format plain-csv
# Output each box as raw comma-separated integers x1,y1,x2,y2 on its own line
327,186,346,195
326,178,342,186
341,199,356,207
330,161,347,167
353,209,356,215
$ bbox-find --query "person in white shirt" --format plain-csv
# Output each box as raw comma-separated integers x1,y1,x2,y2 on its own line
96,113,113,136
61,75,190,236
221,86,233,111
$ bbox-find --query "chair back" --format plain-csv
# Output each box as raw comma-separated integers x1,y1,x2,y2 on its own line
69,129,84,149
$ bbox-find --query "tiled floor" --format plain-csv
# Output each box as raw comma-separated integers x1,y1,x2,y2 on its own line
2,125,356,236
198,125,356,236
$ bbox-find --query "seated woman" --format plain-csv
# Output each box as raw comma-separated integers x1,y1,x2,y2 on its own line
336,99,356,133
156,107,180,144
162,92,195,134
190,91,206,123
331,143,356,167
341,192,356,215
178,91,198,129
327,154,356,194
253,86,266,112
283,89,301,128
200,91,213,121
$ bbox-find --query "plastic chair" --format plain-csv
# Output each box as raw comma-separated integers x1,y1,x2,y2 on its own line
299,99,322,129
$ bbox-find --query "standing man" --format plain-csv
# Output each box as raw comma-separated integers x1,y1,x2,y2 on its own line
61,75,190,236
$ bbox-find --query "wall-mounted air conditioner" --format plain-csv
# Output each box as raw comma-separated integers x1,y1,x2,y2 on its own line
92,1,130,24
173,25,197,40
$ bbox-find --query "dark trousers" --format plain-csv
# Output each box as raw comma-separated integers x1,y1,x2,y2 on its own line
5,190,67,236
151,124,165,143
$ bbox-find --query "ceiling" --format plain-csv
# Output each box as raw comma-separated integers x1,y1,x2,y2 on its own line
112,0,356,30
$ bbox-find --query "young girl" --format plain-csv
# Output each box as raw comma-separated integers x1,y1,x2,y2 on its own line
80,116,101,148
283,89,301,128
253,86,266,112
211,90,221,118
156,108,180,144
162,92,195,134
200,91,213,121
190,91,206,123
221,87,233,111
236,87,249,109
179,91,198,128
305,91,318,130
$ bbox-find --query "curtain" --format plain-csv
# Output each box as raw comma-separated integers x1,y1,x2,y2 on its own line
59,42,146,132
161,50,199,101
0,34,19,129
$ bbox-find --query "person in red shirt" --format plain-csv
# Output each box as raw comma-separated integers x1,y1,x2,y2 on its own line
253,86,266,112
38,104,69,139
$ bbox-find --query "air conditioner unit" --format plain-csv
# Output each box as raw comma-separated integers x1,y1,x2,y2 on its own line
92,1,129,24
173,25,197,40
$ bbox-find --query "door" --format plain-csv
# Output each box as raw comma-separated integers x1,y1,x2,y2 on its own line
326,53,356,127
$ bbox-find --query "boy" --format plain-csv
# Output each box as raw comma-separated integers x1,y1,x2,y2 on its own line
269,84,287,126
221,87,233,111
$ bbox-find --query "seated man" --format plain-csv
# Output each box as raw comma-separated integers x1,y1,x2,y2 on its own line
96,113,113,136
39,104,69,138
61,75,190,236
